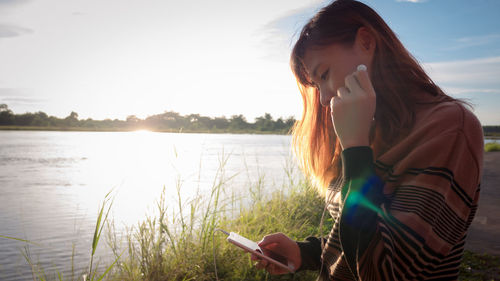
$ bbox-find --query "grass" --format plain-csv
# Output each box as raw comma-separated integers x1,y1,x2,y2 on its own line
4,155,500,280
484,132,500,138
460,251,500,280
485,142,500,152
102,154,330,281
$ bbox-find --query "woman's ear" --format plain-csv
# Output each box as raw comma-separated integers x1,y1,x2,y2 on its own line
354,27,376,58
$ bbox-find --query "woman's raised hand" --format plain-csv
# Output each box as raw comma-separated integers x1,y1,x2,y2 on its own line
330,65,376,150
251,232,301,275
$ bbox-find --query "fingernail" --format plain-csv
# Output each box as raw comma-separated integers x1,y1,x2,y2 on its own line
357,64,367,71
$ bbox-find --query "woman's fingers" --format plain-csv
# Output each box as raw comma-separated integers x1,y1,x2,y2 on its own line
336,86,350,100
254,259,268,269
253,257,287,275
258,232,286,247
253,256,288,274
266,264,283,275
354,68,376,98
337,64,374,102
254,232,301,275
330,65,376,149
345,73,363,97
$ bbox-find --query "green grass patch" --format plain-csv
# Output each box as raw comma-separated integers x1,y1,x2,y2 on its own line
460,250,500,280
103,156,330,281
485,142,500,152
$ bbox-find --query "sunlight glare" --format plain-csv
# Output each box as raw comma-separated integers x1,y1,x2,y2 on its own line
133,129,152,133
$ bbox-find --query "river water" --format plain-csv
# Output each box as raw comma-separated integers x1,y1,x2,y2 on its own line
0,131,299,281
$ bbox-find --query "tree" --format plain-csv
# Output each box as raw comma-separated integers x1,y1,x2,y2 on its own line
0,104,14,125
275,117,286,131
14,113,36,126
64,111,79,127
255,113,274,131
285,116,296,128
70,111,78,120
212,116,229,130
126,115,142,129
229,114,249,130
126,115,140,123
196,116,212,130
31,111,49,126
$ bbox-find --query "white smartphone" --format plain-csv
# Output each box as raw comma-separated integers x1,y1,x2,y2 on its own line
226,231,295,273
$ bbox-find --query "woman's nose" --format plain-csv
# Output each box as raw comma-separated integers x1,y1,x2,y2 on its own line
320,88,334,107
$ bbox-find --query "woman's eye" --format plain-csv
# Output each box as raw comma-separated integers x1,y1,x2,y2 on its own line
320,69,329,80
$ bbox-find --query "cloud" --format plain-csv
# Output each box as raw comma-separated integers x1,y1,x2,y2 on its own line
422,56,500,96
445,34,500,51
0,88,24,97
0,24,33,38
0,0,30,12
1,97,47,103
424,56,500,87
0,0,32,17
0,88,46,106
422,56,500,124
441,87,500,96
0,0,30,5
256,0,327,62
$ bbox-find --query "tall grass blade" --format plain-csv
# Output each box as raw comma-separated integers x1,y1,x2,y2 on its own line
20,245,37,281
95,251,124,281
0,235,40,246
89,189,115,279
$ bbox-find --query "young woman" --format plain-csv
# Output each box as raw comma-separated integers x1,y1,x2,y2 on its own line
252,0,484,280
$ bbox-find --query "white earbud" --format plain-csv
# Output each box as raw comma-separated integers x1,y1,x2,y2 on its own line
357,64,367,72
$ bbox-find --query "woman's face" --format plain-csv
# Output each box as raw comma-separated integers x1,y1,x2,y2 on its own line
303,43,366,107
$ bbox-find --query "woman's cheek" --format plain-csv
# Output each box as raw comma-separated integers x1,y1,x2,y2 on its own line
330,80,340,96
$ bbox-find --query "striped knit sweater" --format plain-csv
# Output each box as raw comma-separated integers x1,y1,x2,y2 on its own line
297,101,484,280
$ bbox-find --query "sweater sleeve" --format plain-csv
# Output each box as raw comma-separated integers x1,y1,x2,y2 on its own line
294,146,384,274
296,236,327,271
338,128,483,280
338,146,384,278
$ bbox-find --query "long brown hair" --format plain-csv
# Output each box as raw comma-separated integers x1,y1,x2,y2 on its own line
290,0,461,194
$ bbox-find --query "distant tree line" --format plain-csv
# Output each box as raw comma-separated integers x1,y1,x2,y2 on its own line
2,104,498,135
0,104,296,134
483,126,500,136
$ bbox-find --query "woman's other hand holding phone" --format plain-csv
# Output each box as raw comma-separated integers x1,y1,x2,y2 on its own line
251,232,301,275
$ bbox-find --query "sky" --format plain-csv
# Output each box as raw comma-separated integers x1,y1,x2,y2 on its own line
0,0,499,125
